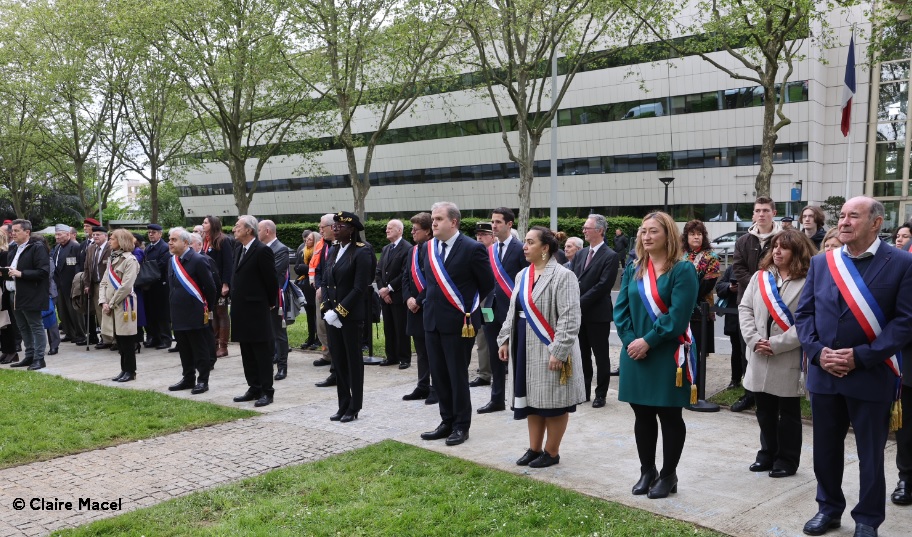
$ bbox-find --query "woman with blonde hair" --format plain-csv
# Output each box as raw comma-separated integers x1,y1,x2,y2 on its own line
99,228,140,382
818,228,843,254
0,227,16,364
614,211,698,499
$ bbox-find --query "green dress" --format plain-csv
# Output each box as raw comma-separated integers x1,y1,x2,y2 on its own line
615,261,699,407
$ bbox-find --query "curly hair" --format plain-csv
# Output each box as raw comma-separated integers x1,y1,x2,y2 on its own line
759,229,815,280
681,219,711,252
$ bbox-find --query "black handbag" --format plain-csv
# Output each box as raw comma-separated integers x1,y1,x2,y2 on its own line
134,261,161,290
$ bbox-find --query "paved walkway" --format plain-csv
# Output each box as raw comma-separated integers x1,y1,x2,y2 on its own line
0,342,905,536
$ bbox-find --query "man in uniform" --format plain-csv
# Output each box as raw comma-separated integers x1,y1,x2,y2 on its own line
144,224,173,350
257,220,291,381
83,225,112,348
52,224,85,345
376,219,412,368
78,218,99,269
470,222,494,388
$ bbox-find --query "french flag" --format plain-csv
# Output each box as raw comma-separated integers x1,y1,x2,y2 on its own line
841,35,856,137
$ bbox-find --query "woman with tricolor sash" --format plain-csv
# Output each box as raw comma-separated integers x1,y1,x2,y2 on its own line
739,229,814,479
614,211,698,499
496,226,585,469
99,229,140,382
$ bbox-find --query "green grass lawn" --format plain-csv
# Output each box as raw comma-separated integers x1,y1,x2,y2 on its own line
0,370,255,469
708,386,812,420
54,440,727,537
287,318,395,358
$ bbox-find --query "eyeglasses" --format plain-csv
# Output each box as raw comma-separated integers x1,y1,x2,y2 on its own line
581,227,596,231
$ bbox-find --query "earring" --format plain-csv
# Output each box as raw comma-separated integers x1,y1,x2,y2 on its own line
541,252,547,261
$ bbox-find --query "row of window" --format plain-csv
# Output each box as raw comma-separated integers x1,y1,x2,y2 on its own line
179,142,809,197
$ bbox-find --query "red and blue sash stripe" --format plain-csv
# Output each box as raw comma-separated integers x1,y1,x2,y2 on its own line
410,244,425,294
516,267,554,346
489,244,514,297
758,270,795,331
428,239,479,336
107,263,135,321
172,255,209,323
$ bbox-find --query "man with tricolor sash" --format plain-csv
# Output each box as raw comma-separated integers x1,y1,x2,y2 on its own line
795,196,912,537
419,201,494,447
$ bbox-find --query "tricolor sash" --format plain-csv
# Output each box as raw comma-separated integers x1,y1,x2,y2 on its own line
428,239,479,337
636,258,697,403
279,270,289,327
758,270,795,332
489,244,514,297
516,267,554,346
106,263,136,322
826,249,903,429
410,245,425,294
171,255,209,324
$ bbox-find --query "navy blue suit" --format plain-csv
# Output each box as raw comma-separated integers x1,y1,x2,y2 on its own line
422,234,495,430
402,242,431,394
483,236,528,404
796,241,912,528
168,248,217,384
144,239,172,346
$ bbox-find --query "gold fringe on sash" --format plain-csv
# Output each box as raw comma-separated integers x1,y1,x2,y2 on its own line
203,308,210,325
123,312,128,322
891,400,903,432
675,367,683,387
690,384,698,405
559,357,572,385
462,314,474,338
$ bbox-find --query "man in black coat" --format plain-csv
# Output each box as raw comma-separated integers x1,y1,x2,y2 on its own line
231,215,279,407
144,224,173,350
569,213,619,408
52,224,85,345
257,220,291,381
77,218,99,270
613,229,629,268
5,219,51,370
376,219,412,369
83,225,112,348
419,201,495,447
166,228,217,395
401,212,435,403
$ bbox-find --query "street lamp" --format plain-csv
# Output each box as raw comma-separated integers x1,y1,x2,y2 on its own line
659,176,675,213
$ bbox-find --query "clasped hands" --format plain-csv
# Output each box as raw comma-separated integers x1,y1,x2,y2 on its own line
819,347,855,377
323,309,343,328
626,338,650,360
497,343,562,371
753,339,773,356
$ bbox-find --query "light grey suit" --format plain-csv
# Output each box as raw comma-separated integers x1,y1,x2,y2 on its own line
269,239,290,369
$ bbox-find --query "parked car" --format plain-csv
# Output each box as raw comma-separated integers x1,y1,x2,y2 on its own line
710,231,747,253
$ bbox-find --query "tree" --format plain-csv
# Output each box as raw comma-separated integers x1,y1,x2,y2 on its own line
452,0,640,233
284,0,460,220
134,180,185,228
0,84,53,219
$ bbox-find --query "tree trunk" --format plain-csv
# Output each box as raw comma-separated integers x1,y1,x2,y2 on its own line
230,159,250,215
149,165,160,224
755,72,778,198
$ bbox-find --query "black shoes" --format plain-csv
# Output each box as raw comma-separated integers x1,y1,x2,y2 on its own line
112,372,127,381
190,383,208,394
313,358,331,367
254,394,273,407
48,348,59,356
168,379,195,391
425,392,439,405
731,394,755,412
421,422,452,441
378,359,397,366
9,357,34,368
469,376,490,387
315,375,336,387
853,523,877,537
749,461,773,472
769,468,796,478
168,346,180,353
117,372,136,382
632,466,658,495
234,391,259,402
402,389,429,401
398,362,410,370
726,381,741,390
0,353,17,364
274,366,287,381
330,410,344,421
802,513,841,536
155,342,170,350
592,396,606,408
646,474,678,499
72,339,87,346
516,449,543,466
445,428,469,446
892,480,912,505
27,359,46,371
95,342,112,349
477,401,505,414
340,411,358,423
528,451,560,468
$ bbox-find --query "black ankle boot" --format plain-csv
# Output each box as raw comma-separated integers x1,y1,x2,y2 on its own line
647,473,678,499
632,466,658,495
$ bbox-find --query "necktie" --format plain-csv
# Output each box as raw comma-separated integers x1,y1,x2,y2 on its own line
584,248,594,270
238,246,247,266
498,241,504,259
440,241,448,261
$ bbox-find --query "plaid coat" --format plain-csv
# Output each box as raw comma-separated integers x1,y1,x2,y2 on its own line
497,258,586,409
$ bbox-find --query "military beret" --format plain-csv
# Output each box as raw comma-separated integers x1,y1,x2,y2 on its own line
147,224,163,231
55,224,70,232
781,216,794,223
475,222,493,234
92,226,107,233
333,211,364,231
83,218,100,226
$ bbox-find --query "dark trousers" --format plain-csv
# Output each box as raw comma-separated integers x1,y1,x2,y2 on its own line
271,313,289,367
896,386,912,482
630,403,686,478
484,322,506,403
381,301,410,364
579,321,612,399
0,324,15,354
58,291,84,341
327,322,364,413
116,334,136,373
425,330,473,430
729,334,744,384
810,392,892,528
739,336,753,398
413,334,432,393
302,283,317,345
240,340,274,396
145,282,172,345
175,329,212,384
753,392,802,472
12,307,45,362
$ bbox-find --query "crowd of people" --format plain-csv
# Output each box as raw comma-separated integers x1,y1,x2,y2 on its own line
2,195,910,537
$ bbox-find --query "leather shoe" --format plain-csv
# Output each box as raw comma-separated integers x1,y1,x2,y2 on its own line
592,396,606,408
731,394,755,412
254,394,273,407
168,346,180,353
117,372,136,382
749,461,773,472
155,342,170,350
340,411,358,423
190,383,208,394
477,401,506,414
168,379,195,391
378,359,397,366
402,389,429,401
95,342,112,349
421,422,452,441
646,474,678,499
233,391,259,402
274,366,287,381
329,410,345,421
445,428,469,446
853,523,877,537
0,353,14,364
529,450,560,468
424,392,439,405
315,375,336,387
802,513,841,536
469,376,490,387
398,362,410,370
27,359,46,371
48,348,59,356
72,339,87,346
313,358,331,367
516,449,543,466
632,466,658,495
892,480,912,505
769,468,796,478
112,371,127,382
9,357,33,368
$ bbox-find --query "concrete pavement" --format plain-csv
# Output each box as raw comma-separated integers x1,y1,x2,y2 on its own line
0,341,905,537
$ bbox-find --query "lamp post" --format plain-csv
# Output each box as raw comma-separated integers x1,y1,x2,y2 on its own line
659,176,675,213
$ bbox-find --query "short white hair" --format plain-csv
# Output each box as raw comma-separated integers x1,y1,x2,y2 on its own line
388,219,404,232
237,215,258,234
566,237,583,249
189,232,203,246
169,227,191,243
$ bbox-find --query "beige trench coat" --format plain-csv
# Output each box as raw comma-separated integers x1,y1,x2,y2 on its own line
98,251,139,338
497,258,586,409
739,268,806,397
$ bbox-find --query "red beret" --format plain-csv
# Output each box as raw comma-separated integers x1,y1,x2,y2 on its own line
2,220,10,225
83,218,100,226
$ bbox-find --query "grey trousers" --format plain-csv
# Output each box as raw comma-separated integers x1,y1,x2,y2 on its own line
474,327,490,381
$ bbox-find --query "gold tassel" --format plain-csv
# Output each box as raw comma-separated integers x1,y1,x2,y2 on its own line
462,315,474,338
559,357,572,385
891,400,903,432
123,312,128,322
675,367,683,387
132,311,136,321
204,309,209,324
690,384,698,405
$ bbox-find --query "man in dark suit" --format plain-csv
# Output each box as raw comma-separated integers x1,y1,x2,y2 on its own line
231,215,279,407
144,224,173,350
5,219,50,370
166,228,217,395
257,220,291,381
401,212,436,403
419,201,495,447
613,229,629,268
312,213,337,385
479,207,528,414
52,224,85,345
796,196,912,537
77,218,99,270
376,219,412,369
83,225,112,348
570,213,619,408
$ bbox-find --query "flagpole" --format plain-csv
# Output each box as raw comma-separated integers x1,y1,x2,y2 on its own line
842,31,856,200
845,126,852,200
